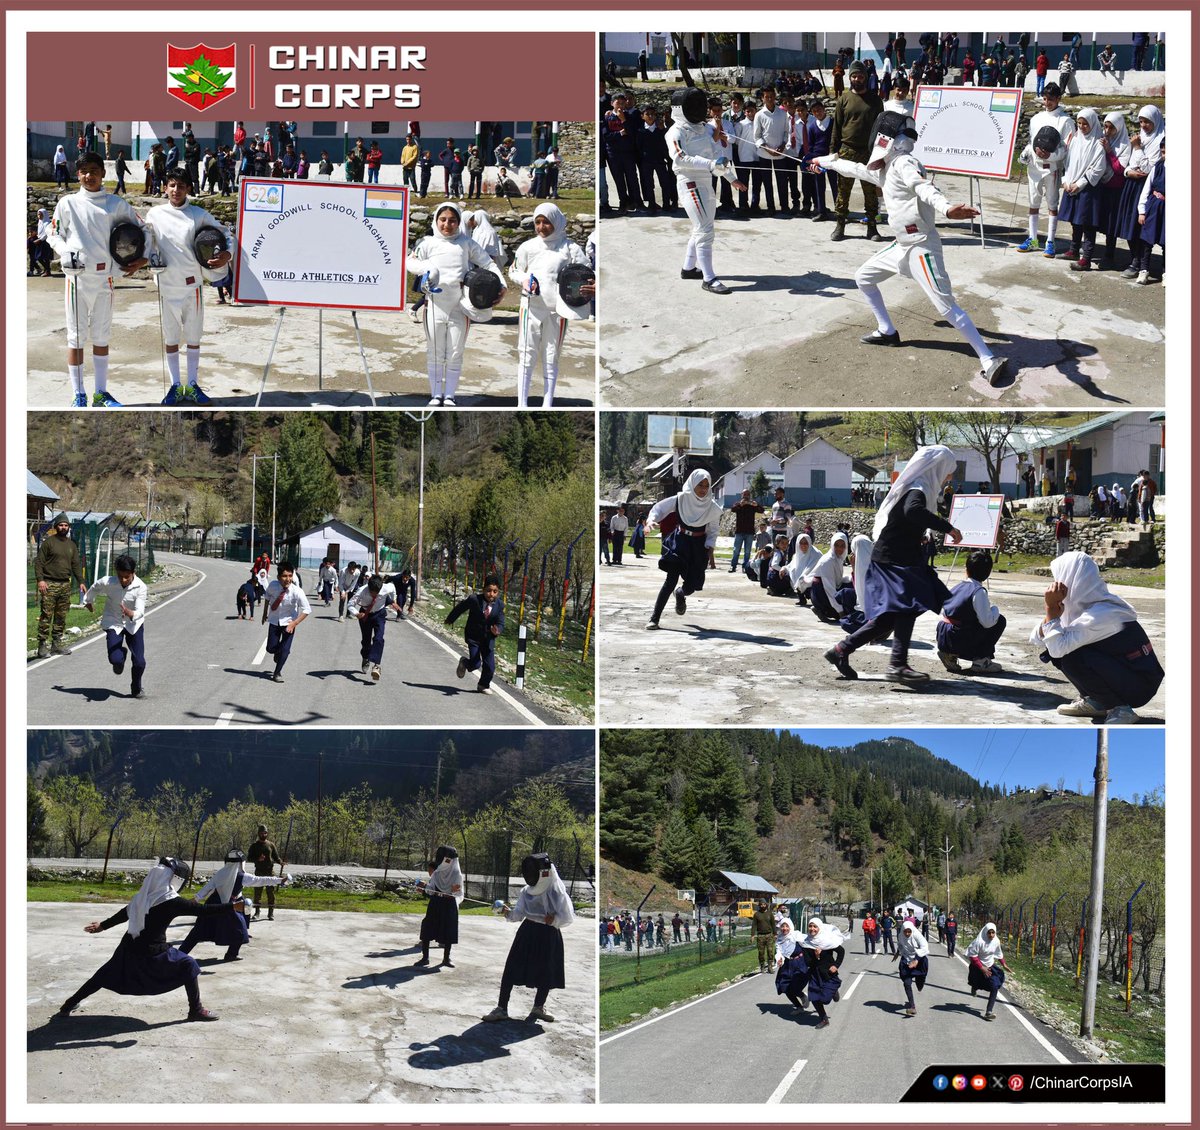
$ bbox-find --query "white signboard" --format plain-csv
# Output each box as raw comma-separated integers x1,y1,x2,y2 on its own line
948,493,1005,549
234,179,409,311
912,86,1022,180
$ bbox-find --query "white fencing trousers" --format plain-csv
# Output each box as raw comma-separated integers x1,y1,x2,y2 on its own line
855,240,993,362
678,175,717,274
159,285,205,348
422,298,470,399
1027,163,1062,211
64,274,114,348
516,299,567,408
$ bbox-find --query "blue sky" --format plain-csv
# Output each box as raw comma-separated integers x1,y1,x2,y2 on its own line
784,729,1165,802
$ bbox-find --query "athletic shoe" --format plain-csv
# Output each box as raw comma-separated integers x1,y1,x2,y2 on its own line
185,383,212,405
71,392,88,408
701,279,731,294
861,329,901,346
644,620,660,630
815,1017,830,1029
442,397,456,407
1135,270,1154,285
1056,696,1106,717
680,267,703,280
527,1006,555,1023
1120,266,1140,279
824,646,857,680
162,384,186,405
362,660,371,673
456,657,467,679
798,992,809,1007
937,650,962,673
1042,239,1057,258
371,665,381,682
1104,704,1140,725
833,990,841,1002
482,1007,510,1022
478,686,493,695
187,1007,220,1022
904,1007,916,1017
1015,236,1040,253
427,397,443,406
131,689,146,699
91,391,122,407
980,356,1007,386
983,1011,995,1021
674,588,687,615
965,658,1002,674
270,672,284,683
1069,258,1092,272
886,665,930,683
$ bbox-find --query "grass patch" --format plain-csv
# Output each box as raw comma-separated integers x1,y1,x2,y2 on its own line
26,565,168,651
600,943,758,1029
27,877,495,916
414,585,594,716
1002,949,1164,1064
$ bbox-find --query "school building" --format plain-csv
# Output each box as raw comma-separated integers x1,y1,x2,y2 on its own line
1010,411,1165,494
602,31,1164,75
283,517,378,572
26,470,59,533
717,439,875,509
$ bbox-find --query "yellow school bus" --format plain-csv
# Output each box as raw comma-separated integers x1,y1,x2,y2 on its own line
736,901,755,918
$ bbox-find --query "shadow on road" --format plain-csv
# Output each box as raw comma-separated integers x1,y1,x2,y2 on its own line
365,945,423,959
717,271,859,296
686,627,791,646
48,684,126,703
754,1001,801,1019
859,997,910,1015
28,1012,186,1052
401,680,463,697
407,1021,544,1069
343,964,442,990
186,696,329,726
307,668,373,684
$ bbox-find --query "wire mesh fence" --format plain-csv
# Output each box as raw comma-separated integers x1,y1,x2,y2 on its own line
27,519,157,608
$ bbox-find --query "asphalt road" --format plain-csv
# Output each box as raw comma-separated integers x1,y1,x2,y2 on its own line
597,170,1165,409
600,945,1081,1103
26,903,596,1106
26,553,555,726
595,557,1166,727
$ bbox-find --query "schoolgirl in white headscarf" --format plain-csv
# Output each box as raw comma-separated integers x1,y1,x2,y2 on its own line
798,918,846,1028
773,918,812,1012
466,208,506,265
1030,550,1162,724
418,844,464,967
645,470,723,629
1059,108,1109,269
407,201,507,406
966,921,1009,1020
786,532,820,597
893,917,931,1016
484,853,575,1024
802,532,850,622
1124,106,1165,283
507,202,592,407
827,445,960,683
178,849,290,960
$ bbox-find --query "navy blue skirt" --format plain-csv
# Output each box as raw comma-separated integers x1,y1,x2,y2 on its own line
1141,191,1164,248
419,894,460,946
898,954,929,988
1113,174,1146,242
811,580,855,623
1059,182,1107,229
186,905,250,948
92,934,201,996
775,952,810,996
864,560,950,620
968,960,1004,992
806,964,842,1005
502,919,566,990
658,527,708,592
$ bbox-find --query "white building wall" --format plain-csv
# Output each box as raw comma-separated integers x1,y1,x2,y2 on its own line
781,440,852,492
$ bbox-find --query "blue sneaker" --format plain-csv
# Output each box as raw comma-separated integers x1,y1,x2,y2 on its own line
184,383,212,405
1016,236,1040,253
161,384,185,406
1043,239,1058,259
91,390,122,407
71,392,88,408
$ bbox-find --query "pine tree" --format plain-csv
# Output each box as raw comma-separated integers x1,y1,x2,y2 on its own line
657,809,695,886
755,760,775,836
690,815,720,889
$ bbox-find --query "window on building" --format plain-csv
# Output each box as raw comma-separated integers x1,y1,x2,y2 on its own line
311,122,337,136
955,460,968,482
1148,444,1162,478
810,470,826,490
370,122,390,134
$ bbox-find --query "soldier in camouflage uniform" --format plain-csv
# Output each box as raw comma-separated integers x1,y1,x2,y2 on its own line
34,513,86,658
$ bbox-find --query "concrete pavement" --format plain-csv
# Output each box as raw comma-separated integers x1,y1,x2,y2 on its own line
26,903,596,1105
26,553,558,726
595,557,1166,726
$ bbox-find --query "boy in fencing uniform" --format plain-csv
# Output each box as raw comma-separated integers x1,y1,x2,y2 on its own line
809,112,1007,385
137,167,233,405
46,151,145,407
1018,83,1076,257
666,87,746,295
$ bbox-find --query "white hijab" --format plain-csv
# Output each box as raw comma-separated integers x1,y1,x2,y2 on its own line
510,863,575,928
468,209,503,262
1103,111,1132,167
1063,109,1106,185
126,862,181,939
1050,551,1138,640
801,917,845,950
532,202,568,251
850,533,874,610
427,855,465,906
898,920,930,959
804,532,848,599
1137,104,1165,163
873,446,956,540
432,201,464,241
197,860,244,904
676,469,722,527
776,923,800,959
967,921,1003,967
786,533,820,587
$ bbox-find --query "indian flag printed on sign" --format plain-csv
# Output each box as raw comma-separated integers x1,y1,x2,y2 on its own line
990,91,1020,113
364,190,405,220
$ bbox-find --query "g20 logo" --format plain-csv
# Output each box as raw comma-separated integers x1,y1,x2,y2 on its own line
247,184,282,205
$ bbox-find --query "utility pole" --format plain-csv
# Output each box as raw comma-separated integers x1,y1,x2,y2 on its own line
403,410,435,601
315,752,324,867
370,431,379,574
1080,730,1109,1038
938,835,954,913
249,458,256,560
431,746,442,853
250,453,280,561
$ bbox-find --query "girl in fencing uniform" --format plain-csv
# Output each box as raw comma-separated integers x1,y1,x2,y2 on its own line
484,853,576,1023
417,845,463,967
407,202,506,406
893,918,930,1016
643,469,722,630
178,849,290,961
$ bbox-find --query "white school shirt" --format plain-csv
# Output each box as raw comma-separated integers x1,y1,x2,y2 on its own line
318,563,339,589
83,574,147,633
348,582,396,616
339,566,361,591
608,513,629,535
647,494,721,549
263,580,311,626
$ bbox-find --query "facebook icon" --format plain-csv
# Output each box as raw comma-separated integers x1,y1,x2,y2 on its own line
933,1075,950,1091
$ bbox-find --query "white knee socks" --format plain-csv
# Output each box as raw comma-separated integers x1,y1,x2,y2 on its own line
859,283,897,334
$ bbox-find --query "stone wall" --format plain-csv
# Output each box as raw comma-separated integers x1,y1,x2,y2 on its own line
556,120,597,190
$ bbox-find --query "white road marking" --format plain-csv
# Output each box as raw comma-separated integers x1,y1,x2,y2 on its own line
402,618,545,727
952,952,1070,1064
599,972,760,1046
252,637,270,666
841,969,867,1000
215,711,236,727
26,565,208,671
766,1059,808,1104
